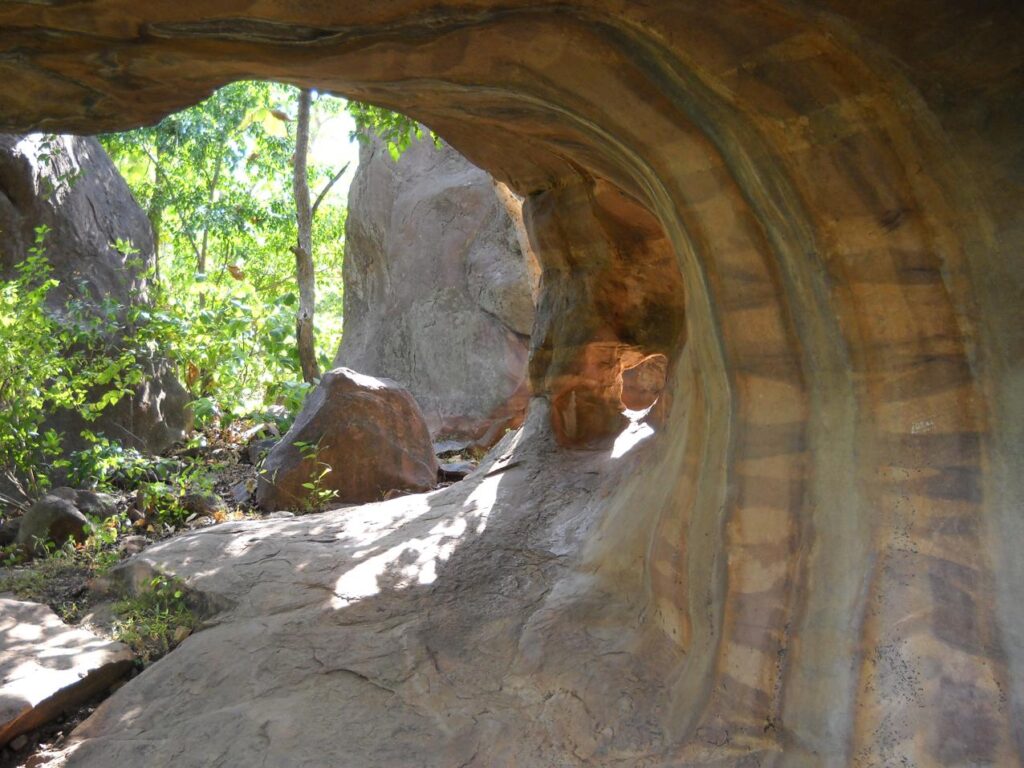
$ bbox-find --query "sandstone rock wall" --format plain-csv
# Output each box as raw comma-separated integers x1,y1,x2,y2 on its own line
1,2,1022,765
0,134,187,454
335,134,536,447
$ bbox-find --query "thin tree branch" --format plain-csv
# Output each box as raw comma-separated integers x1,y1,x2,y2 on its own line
183,229,203,264
311,162,350,220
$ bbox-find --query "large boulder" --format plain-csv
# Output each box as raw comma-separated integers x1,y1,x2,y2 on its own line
255,368,437,511
0,134,188,455
335,134,537,448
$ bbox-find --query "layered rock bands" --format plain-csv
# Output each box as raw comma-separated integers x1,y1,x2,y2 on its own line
1,2,1021,765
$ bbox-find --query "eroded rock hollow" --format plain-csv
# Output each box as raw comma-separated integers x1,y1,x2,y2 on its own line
2,2,1022,765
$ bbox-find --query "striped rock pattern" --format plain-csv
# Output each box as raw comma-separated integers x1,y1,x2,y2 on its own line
1,2,1020,765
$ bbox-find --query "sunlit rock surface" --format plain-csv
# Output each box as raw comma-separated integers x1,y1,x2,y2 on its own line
1,1,1022,764
0,598,132,747
336,133,536,448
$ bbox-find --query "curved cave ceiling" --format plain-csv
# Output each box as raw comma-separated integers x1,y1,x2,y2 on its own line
1,1,1022,763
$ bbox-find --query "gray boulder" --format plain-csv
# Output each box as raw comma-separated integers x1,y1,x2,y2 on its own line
0,133,188,455
71,489,118,519
335,134,537,448
181,491,226,517
15,491,88,551
14,487,117,552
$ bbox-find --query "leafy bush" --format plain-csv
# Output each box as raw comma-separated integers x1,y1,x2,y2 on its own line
0,226,146,503
64,432,156,490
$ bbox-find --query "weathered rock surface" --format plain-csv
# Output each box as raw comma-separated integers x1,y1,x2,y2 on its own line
256,368,437,510
438,461,476,482
335,134,536,448
0,134,188,455
1,1,1023,765
15,488,116,552
0,598,132,747
30,408,674,767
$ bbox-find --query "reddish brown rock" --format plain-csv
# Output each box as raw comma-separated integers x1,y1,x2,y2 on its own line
255,369,437,510
620,353,668,412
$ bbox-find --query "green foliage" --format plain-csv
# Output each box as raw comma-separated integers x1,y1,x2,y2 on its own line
0,515,126,621
294,438,338,511
0,565,48,597
347,101,435,160
65,432,152,490
0,227,145,502
101,81,349,422
111,574,195,663
80,513,125,574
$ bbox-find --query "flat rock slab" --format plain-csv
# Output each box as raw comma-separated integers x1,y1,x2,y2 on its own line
0,597,133,747
26,409,672,767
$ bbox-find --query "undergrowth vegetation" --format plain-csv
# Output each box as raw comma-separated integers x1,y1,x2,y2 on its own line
0,84,421,503
111,575,197,664
0,227,148,504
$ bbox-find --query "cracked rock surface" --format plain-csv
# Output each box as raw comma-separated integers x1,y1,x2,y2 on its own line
45,404,675,766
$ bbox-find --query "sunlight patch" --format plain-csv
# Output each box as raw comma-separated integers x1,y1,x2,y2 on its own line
611,410,655,459
330,479,501,609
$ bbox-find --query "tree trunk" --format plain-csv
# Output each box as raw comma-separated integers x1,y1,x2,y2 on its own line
196,148,223,312
293,87,320,383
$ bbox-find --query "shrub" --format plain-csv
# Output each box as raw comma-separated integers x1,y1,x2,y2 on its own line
0,226,150,504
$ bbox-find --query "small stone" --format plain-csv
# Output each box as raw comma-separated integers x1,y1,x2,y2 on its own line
172,626,191,644
439,461,477,481
72,490,118,520
9,734,27,751
118,535,150,556
181,492,226,517
433,439,471,457
231,479,255,505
